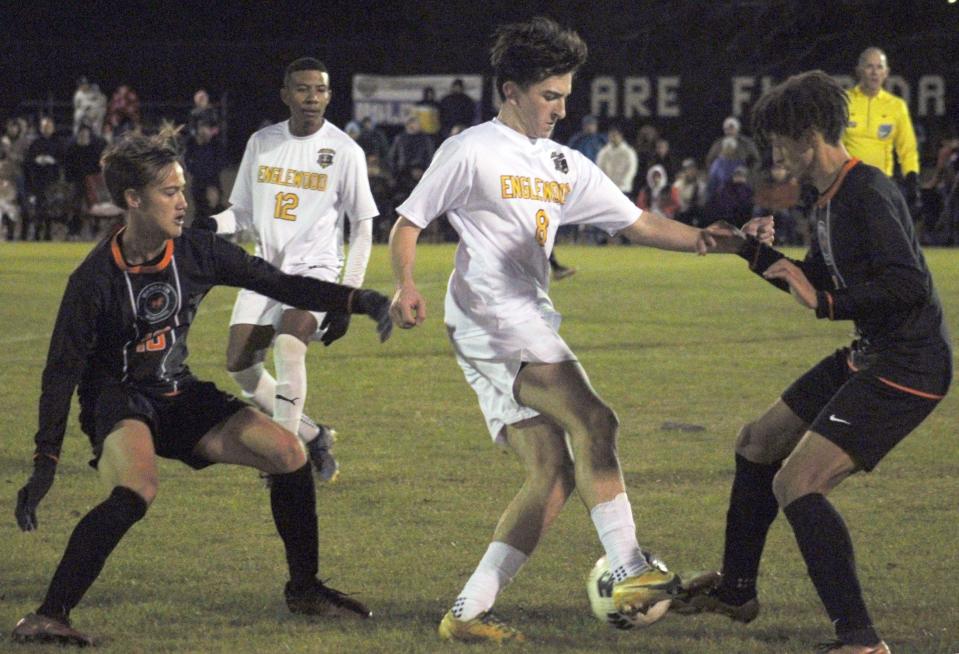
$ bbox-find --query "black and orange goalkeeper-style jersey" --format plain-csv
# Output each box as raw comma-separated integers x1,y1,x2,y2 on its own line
740,159,952,398
33,226,355,459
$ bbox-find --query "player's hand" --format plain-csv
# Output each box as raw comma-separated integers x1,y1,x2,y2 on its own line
390,285,426,329
15,457,57,532
319,311,351,346
702,220,746,254
351,289,393,342
191,214,218,232
762,259,818,309
742,215,775,246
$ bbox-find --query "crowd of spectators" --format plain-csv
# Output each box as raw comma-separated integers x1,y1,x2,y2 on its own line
3,75,957,248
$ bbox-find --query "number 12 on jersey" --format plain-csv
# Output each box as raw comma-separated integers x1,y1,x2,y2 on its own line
274,192,299,221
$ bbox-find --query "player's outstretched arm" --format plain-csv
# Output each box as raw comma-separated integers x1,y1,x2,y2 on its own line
389,217,427,329
619,209,728,254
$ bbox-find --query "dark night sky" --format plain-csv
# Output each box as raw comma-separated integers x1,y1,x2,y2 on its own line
2,0,957,159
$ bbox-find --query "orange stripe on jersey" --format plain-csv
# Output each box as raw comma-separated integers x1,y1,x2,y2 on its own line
816,158,860,207
111,227,174,273
846,356,944,399
878,376,945,400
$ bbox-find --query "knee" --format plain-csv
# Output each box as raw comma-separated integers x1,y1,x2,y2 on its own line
771,467,814,508
581,403,619,445
269,431,308,473
735,419,778,463
124,474,158,506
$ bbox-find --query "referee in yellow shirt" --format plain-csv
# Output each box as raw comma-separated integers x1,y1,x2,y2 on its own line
843,47,920,208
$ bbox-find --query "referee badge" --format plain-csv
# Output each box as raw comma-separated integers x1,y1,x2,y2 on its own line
877,124,893,139
551,151,568,174
317,148,336,168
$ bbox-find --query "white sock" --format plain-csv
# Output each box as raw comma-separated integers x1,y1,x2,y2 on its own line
273,334,309,438
590,493,649,582
452,542,528,621
230,363,320,443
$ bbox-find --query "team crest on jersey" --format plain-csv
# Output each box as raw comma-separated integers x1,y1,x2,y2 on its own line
317,148,336,168
551,151,568,174
877,124,893,139
137,282,177,324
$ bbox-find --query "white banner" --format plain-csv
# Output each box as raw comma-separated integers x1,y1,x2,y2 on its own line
351,74,482,127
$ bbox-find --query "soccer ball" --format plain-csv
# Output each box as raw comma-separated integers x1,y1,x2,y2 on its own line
586,554,671,629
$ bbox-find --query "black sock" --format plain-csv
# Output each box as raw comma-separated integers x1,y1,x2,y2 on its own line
784,493,879,645
37,486,147,621
269,462,318,588
718,454,781,604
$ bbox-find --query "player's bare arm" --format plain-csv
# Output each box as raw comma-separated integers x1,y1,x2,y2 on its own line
388,216,427,328
617,210,725,254
762,258,818,309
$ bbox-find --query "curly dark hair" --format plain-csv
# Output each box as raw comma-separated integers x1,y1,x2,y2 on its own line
101,126,182,209
489,16,588,101
751,70,849,146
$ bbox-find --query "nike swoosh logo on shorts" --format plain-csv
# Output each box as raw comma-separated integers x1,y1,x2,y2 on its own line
828,414,851,425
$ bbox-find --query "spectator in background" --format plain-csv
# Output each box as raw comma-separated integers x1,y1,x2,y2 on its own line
706,116,761,182
344,120,362,141
63,125,106,239
188,88,220,138
567,115,606,162
673,158,707,226
184,121,226,218
708,165,754,228
414,87,441,139
106,85,141,139
754,162,804,245
366,152,395,242
707,136,744,203
651,137,679,182
636,164,679,219
389,115,435,182
843,47,920,211
633,124,660,188
919,135,959,243
1,117,31,222
24,116,65,241
439,78,477,138
72,77,107,136
357,116,390,162
596,124,638,194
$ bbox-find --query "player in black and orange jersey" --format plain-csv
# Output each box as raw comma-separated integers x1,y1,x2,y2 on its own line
11,128,392,646
672,71,951,654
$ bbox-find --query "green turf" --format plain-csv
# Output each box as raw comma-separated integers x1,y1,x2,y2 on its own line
1,241,957,653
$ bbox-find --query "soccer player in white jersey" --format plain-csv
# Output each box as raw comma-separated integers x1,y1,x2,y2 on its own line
389,17,764,643
201,58,378,482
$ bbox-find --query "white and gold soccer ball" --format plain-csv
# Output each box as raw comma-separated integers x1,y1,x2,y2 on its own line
586,554,671,629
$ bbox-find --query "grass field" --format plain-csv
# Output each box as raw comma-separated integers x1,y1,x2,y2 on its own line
1,241,957,654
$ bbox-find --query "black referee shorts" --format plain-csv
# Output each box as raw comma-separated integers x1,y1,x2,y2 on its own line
782,348,944,471
83,380,248,469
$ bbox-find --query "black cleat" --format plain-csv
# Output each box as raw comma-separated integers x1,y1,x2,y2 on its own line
285,578,372,619
11,613,95,647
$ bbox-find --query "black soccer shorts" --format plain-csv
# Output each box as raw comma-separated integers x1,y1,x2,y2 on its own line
85,379,247,469
782,348,943,471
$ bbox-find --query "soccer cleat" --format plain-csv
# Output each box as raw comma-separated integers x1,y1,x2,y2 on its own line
551,266,577,281
285,578,372,619
11,612,95,647
816,640,891,653
438,610,525,644
670,571,760,624
612,566,682,616
305,424,339,483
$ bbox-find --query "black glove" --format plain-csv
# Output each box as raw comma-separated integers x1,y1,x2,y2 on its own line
15,456,57,532
351,289,393,342
319,311,351,346
191,214,218,232
904,172,920,207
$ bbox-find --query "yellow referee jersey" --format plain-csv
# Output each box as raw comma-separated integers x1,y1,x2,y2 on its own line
843,85,919,177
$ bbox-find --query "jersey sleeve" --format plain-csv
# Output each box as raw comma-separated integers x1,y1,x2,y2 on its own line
33,272,100,459
396,137,473,228
204,231,354,312
893,98,920,176
820,181,928,321
340,143,379,224
562,150,641,234
228,134,258,230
